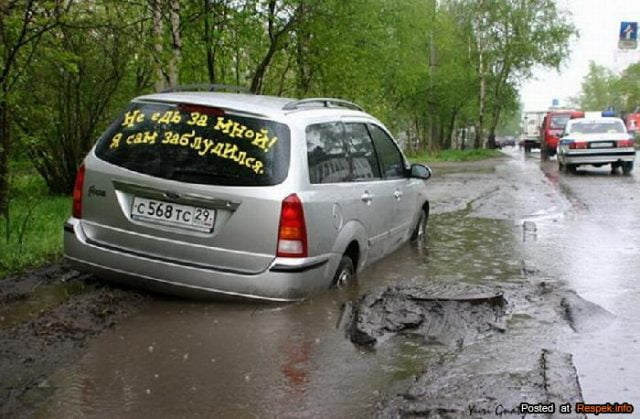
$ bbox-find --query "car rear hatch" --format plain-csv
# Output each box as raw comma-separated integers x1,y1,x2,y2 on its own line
79,100,291,273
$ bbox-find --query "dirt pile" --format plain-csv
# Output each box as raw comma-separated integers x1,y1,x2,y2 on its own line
343,283,508,347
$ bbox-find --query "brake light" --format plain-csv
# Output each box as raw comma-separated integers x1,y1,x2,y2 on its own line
72,164,86,219
569,142,588,149
177,103,225,116
617,140,635,148
277,194,308,258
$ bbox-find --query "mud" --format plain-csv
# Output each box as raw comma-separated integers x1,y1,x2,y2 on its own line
344,283,507,347
0,264,149,417
343,269,613,417
379,349,584,418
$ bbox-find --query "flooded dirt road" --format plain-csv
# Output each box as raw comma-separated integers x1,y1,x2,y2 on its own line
2,148,638,417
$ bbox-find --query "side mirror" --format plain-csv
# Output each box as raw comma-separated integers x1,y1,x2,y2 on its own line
410,163,432,180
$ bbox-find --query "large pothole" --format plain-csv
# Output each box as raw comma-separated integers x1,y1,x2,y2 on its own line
343,283,507,348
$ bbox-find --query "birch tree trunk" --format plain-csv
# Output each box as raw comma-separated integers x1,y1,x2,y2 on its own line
168,0,181,88
152,0,166,92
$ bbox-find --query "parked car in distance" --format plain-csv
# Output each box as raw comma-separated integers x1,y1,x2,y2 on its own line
540,110,584,158
557,116,636,174
64,88,432,301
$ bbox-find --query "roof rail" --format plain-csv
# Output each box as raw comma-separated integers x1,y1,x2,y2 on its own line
160,84,251,94
283,98,364,112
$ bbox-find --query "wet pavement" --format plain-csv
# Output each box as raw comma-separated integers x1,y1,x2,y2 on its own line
3,148,640,417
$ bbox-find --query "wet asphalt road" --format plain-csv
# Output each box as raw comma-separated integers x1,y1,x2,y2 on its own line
30,148,640,417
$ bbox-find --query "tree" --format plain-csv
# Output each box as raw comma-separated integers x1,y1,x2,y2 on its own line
16,1,133,193
464,0,576,148
574,62,620,111
0,0,71,231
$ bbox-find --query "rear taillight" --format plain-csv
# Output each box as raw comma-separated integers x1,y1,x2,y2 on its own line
569,142,588,149
617,140,635,148
72,164,86,219
276,194,308,258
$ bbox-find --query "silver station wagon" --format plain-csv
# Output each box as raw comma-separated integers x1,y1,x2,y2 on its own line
64,88,432,301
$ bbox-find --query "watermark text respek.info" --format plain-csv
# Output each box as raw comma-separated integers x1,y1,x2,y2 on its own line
574,402,634,415
468,402,635,416
518,402,634,416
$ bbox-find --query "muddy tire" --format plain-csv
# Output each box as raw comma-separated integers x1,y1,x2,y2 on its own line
611,162,620,174
566,163,577,174
558,158,564,171
411,207,428,242
622,161,634,175
332,255,355,289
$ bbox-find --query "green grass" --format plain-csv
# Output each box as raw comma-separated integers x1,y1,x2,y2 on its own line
407,148,505,163
0,165,71,278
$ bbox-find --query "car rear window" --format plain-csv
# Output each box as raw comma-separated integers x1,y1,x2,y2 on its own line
570,120,626,134
94,102,290,186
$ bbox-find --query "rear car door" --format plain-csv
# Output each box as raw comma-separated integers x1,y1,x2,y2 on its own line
305,121,387,263
342,122,389,261
368,124,417,252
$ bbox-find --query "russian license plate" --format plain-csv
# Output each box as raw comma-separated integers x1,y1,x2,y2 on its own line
590,142,614,148
131,197,215,232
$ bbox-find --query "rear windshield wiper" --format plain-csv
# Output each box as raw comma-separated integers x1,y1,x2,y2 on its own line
171,169,243,179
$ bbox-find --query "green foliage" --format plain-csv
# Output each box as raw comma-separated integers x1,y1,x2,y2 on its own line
496,101,523,136
617,63,640,111
407,149,505,163
0,168,70,277
574,62,620,111
573,61,640,113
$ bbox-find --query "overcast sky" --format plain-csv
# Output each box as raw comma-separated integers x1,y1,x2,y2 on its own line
521,0,640,111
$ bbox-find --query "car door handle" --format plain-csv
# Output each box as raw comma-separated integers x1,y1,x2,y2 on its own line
394,190,403,200
361,191,373,204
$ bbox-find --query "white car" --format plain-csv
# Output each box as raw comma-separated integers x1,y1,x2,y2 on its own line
557,117,636,174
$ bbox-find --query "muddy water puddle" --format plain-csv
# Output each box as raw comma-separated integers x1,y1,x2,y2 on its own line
0,280,92,329
33,213,540,418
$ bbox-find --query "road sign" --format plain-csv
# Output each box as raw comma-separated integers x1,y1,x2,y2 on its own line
619,22,638,49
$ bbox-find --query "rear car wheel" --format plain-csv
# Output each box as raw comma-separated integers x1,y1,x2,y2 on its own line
411,207,428,242
622,161,634,175
332,255,355,289
566,163,577,174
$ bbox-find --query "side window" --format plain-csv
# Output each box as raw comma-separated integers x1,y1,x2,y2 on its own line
368,124,406,179
344,123,381,181
306,122,350,184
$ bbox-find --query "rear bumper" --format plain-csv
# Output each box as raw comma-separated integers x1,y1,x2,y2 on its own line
563,150,636,165
63,219,338,301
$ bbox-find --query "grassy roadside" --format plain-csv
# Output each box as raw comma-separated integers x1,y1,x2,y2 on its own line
407,148,505,163
0,162,71,278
